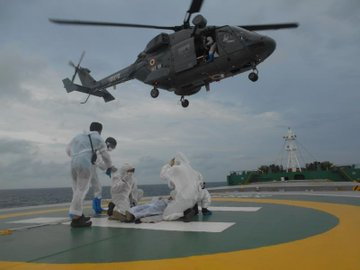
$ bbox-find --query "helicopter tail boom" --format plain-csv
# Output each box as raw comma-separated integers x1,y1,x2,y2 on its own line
62,78,115,102
63,78,77,93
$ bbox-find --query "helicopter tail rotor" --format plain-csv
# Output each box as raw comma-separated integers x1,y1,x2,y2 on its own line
69,51,85,83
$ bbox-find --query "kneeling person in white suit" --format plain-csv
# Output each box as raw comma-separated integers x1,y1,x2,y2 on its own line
109,163,143,222
160,152,202,221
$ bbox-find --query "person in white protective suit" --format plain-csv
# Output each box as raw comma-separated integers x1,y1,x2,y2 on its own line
66,122,113,228
160,152,202,221
195,182,212,216
91,137,117,214
108,163,143,222
186,159,212,216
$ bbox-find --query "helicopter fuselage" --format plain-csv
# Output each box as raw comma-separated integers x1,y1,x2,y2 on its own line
51,0,297,107
68,25,277,105
133,25,276,96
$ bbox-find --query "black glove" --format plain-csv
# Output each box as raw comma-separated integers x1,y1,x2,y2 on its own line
105,168,112,178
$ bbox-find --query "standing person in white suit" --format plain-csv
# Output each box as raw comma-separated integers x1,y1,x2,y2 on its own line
91,137,117,214
66,122,113,228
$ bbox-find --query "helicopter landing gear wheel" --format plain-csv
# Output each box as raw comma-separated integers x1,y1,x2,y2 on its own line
150,87,159,98
180,96,189,108
248,65,259,82
248,72,258,82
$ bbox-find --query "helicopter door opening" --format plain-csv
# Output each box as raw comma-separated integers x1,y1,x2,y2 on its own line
172,37,197,73
194,29,218,63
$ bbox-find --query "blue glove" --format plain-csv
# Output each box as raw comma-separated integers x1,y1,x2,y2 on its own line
105,168,112,178
202,208,212,216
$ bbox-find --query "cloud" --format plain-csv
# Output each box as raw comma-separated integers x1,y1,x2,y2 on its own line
0,138,68,189
0,138,38,155
0,47,34,100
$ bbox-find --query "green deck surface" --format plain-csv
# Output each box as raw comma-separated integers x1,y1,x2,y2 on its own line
0,201,339,263
0,192,359,269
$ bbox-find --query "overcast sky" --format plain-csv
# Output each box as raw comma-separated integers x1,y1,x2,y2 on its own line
0,0,359,189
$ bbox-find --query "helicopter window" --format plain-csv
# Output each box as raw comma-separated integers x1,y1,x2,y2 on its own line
221,32,236,44
233,27,261,42
145,33,170,54
235,31,248,41
217,28,241,53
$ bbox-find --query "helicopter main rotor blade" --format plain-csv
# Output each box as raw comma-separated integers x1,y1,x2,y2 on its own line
49,18,176,31
240,22,299,31
188,0,204,14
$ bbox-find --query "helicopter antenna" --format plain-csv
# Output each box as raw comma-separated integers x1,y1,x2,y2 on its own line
183,0,204,28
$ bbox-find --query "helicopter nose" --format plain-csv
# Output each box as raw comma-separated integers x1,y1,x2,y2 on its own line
248,35,276,60
263,36,276,56
266,36,276,53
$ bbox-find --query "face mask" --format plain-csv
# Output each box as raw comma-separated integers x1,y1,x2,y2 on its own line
107,146,114,152
127,172,134,176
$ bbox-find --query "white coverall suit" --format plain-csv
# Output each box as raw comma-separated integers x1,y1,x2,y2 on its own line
111,164,143,215
66,131,112,216
91,149,112,199
198,188,211,209
194,173,211,210
160,152,202,221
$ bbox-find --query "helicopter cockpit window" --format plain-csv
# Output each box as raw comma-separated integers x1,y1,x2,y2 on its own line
145,33,170,54
235,30,248,41
221,32,236,44
217,27,241,53
233,27,261,42
231,27,251,41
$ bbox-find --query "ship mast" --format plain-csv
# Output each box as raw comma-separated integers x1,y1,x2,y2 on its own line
283,128,302,172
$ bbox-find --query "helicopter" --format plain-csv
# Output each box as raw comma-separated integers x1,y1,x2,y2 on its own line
50,0,298,107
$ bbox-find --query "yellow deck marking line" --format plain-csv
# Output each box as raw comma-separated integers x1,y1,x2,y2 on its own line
0,208,68,220
0,199,147,220
0,205,94,220
0,198,359,270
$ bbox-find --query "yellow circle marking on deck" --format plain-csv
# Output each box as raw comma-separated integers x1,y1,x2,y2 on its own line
1,198,359,270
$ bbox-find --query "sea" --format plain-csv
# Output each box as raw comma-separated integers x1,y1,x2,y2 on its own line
0,182,227,209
